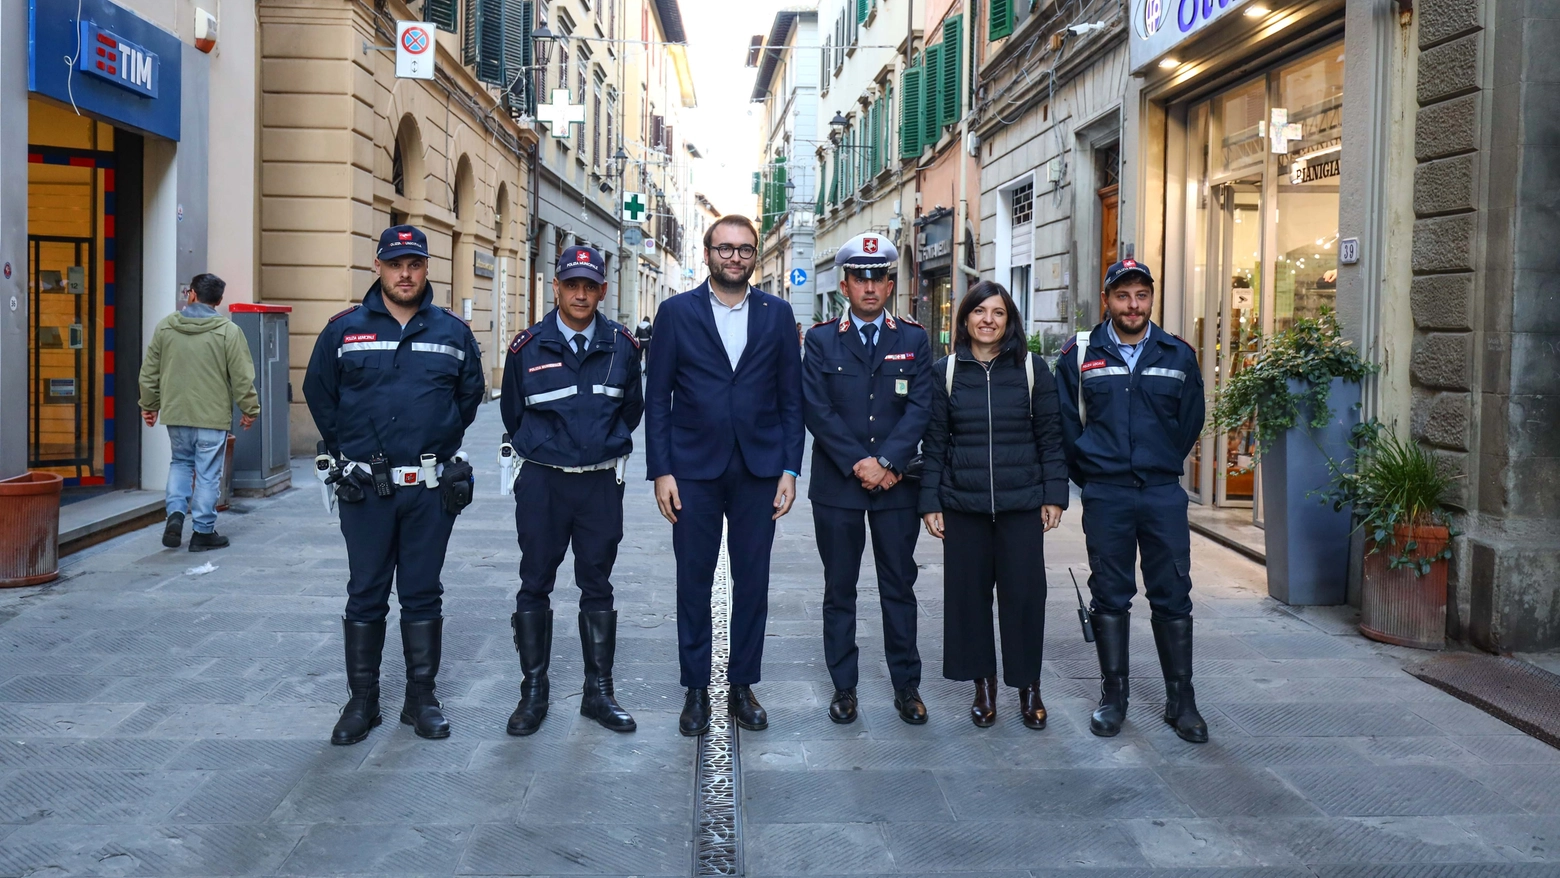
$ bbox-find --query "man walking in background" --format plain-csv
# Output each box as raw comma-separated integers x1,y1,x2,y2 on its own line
645,215,805,736
139,273,259,552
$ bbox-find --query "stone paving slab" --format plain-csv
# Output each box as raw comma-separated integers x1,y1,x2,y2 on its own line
1,402,1557,876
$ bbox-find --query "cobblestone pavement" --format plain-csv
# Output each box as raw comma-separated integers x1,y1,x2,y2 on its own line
1,401,1557,877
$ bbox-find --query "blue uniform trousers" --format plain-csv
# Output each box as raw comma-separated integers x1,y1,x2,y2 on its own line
514,464,623,613
813,503,922,691
1080,481,1194,619
339,484,455,623
672,451,777,688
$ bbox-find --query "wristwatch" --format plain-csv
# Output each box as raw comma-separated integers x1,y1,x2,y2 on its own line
876,456,898,475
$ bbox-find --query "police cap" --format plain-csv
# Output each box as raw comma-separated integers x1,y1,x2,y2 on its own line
378,225,430,261
1103,258,1154,289
835,232,898,280
557,245,608,285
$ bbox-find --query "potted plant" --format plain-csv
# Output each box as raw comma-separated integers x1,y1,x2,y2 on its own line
1210,309,1376,605
1324,422,1456,648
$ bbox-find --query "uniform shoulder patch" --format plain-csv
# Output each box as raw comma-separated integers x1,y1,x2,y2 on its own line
1060,336,1077,355
509,330,533,354
812,318,835,328
897,314,923,328
618,326,641,349
328,305,360,323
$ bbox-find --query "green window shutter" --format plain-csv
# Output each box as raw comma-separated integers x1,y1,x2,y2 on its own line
775,157,788,215
941,17,962,125
921,45,942,147
752,172,761,195
899,67,922,158
816,163,826,214
470,0,503,85
989,0,1013,40
830,155,840,205
857,0,869,24
425,0,459,32
867,102,878,176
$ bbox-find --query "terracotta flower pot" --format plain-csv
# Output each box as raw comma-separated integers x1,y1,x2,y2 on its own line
1360,522,1449,649
0,471,64,588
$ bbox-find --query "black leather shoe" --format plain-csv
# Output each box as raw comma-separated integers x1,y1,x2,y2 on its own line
728,685,768,731
399,618,450,739
189,530,229,552
1153,615,1209,744
1019,682,1047,730
894,687,928,725
162,512,184,548
578,610,636,732
506,610,551,736
970,676,997,728
828,687,858,724
331,618,385,745
1090,611,1130,737
679,687,711,736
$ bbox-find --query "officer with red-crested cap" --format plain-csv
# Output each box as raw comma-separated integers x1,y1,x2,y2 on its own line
303,224,486,747
498,244,644,737
1054,257,1209,744
802,231,933,726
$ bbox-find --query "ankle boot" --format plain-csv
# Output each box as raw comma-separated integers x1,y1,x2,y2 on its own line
331,619,385,745
1019,682,1047,730
970,676,997,727
578,610,636,732
507,611,551,736
1089,611,1130,737
399,618,450,739
1153,615,1209,743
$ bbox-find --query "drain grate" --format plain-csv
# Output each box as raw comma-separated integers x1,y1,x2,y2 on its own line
1408,653,1560,750
694,531,741,876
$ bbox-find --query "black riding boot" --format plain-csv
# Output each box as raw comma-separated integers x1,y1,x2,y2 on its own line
507,611,552,736
578,610,636,732
1153,615,1209,743
331,619,386,745
399,618,451,739
1089,611,1130,737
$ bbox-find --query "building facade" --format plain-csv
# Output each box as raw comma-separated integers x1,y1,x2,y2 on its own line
751,9,820,318
0,0,259,497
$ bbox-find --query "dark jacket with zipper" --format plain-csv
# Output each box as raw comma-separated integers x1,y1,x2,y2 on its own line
918,340,1070,516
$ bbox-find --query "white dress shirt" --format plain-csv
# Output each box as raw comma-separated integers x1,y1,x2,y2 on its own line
557,312,596,352
709,288,751,370
1106,320,1149,373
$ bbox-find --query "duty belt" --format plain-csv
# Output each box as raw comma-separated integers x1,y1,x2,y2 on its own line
342,459,444,487
519,455,628,484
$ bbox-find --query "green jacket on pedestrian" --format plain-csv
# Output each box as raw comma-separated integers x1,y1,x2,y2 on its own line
138,303,261,430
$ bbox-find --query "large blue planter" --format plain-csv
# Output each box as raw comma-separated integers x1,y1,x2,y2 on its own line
1262,378,1360,606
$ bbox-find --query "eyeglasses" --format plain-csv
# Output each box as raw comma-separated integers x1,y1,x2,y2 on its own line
711,244,757,259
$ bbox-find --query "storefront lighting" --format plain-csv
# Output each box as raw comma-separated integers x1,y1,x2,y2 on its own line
1159,57,1181,69
1244,5,1270,16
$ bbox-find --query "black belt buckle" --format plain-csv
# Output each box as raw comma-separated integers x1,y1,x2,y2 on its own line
369,452,393,497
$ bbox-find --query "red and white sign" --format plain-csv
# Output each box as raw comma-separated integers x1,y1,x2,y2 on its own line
344,333,378,344
1081,359,1108,372
395,21,435,80
863,237,879,254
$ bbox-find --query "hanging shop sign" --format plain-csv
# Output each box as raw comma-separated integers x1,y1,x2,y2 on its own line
1129,0,1252,73
29,0,183,140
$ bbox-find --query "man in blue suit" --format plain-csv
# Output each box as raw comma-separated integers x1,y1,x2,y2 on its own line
645,215,805,736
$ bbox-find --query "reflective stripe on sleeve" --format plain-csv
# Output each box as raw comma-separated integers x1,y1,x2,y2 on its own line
1142,367,1187,382
338,341,399,356
524,386,579,406
592,385,626,398
1082,366,1131,380
409,342,467,361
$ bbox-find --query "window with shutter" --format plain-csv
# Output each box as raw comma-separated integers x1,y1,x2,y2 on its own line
462,0,478,66
468,0,503,85
941,16,962,126
899,67,921,158
921,45,942,147
425,0,458,32
592,91,601,167
857,0,869,24
775,157,787,215
752,172,761,195
665,125,674,155
989,0,1013,40
558,45,569,99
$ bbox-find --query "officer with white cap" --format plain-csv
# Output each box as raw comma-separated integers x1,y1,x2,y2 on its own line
801,232,933,725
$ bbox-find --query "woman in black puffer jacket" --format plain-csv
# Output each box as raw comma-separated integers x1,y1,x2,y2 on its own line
919,281,1069,730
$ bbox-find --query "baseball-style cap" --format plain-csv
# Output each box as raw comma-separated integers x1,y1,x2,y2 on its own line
556,246,607,285
377,225,430,261
1103,257,1154,289
835,232,898,279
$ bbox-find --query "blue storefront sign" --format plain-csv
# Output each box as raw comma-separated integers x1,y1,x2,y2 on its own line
29,0,182,140
1128,0,1251,72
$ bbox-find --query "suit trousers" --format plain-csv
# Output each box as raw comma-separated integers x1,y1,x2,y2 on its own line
941,508,1048,687
672,451,778,687
814,503,922,691
514,464,624,614
1080,481,1194,619
339,484,455,623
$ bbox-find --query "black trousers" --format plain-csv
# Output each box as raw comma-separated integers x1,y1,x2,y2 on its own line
672,452,778,688
814,503,922,691
339,484,455,623
1080,481,1194,618
941,508,1047,687
514,464,624,613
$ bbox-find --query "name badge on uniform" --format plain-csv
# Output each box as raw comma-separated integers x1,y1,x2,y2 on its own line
895,378,909,397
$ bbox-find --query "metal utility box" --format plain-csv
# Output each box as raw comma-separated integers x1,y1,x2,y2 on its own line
229,303,293,494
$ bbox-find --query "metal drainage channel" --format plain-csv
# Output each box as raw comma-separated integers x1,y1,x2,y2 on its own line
693,531,742,876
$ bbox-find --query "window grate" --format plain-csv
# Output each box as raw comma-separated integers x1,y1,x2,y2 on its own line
1011,181,1033,225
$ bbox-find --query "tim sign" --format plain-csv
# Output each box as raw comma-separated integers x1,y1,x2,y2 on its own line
78,21,159,99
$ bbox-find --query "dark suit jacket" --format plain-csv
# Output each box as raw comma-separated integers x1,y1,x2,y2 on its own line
802,313,933,510
644,281,805,481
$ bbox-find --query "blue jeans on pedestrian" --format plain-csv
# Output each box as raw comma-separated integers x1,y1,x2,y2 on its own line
166,426,227,534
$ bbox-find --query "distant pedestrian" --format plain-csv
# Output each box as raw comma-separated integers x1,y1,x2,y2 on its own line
138,273,259,552
1055,258,1209,743
635,316,653,367
920,280,1067,730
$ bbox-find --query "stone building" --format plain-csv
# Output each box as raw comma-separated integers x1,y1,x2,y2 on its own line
750,8,821,317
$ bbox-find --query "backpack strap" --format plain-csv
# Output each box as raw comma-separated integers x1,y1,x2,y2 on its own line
1075,330,1091,427
944,354,956,399
1025,351,1035,418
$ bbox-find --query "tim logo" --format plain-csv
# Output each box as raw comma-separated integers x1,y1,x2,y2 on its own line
1134,0,1167,39
79,22,159,99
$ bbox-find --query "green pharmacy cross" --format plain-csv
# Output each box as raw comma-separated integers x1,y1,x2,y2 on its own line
622,192,648,223
537,89,585,139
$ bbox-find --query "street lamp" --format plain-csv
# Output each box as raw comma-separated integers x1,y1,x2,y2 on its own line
532,23,557,68
829,111,848,130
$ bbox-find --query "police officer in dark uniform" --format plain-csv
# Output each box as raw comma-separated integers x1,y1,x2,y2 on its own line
802,233,932,725
1055,258,1209,743
499,246,644,736
304,225,485,746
